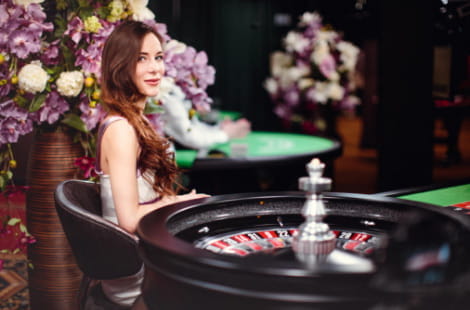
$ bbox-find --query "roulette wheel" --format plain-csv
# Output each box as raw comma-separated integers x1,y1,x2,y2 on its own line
136,160,470,310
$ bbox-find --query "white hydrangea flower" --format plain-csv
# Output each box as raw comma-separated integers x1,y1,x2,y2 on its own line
156,76,187,104
284,31,310,53
315,30,338,44
311,81,329,103
263,78,278,95
157,77,177,98
279,66,310,89
18,61,49,94
127,0,155,21
56,71,84,97
310,40,330,65
299,12,321,27
297,78,315,90
337,41,360,71
327,82,345,101
165,40,187,54
270,51,293,78
13,0,43,6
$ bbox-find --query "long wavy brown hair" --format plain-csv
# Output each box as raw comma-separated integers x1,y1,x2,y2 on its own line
100,20,179,197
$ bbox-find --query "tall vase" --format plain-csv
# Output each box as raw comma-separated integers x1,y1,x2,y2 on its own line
26,128,83,310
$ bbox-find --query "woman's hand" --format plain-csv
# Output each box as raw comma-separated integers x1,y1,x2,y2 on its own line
159,189,210,206
179,189,210,201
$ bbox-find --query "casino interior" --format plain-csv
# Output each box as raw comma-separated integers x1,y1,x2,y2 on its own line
2,0,470,310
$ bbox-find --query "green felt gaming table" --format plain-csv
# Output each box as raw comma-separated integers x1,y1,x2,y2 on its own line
377,180,470,214
175,131,342,194
175,131,341,170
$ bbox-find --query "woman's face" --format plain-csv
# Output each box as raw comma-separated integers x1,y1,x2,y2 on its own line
133,33,165,98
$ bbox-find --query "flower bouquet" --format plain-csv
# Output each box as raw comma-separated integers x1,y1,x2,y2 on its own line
264,11,360,136
0,0,215,187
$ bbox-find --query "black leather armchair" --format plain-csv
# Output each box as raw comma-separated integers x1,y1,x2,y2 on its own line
54,179,143,310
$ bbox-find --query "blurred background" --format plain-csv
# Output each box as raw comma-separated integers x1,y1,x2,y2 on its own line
148,0,470,193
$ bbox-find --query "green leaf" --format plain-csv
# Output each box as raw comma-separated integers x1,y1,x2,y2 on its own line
145,99,165,114
97,6,110,19
78,0,90,7
54,15,67,37
14,96,29,109
0,177,5,192
61,43,75,69
29,93,47,112
61,113,88,133
79,10,93,20
7,218,21,226
19,223,27,233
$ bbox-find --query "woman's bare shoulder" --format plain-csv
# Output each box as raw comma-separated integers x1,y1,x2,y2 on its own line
102,117,137,147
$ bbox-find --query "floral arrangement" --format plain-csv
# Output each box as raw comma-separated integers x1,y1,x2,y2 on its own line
264,11,360,135
0,0,215,188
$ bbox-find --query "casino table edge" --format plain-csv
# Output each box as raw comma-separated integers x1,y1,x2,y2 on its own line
189,137,342,172
374,178,470,198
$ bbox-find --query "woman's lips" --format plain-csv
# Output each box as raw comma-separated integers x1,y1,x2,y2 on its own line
145,79,160,86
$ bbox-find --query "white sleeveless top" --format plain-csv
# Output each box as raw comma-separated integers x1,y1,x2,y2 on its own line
95,115,159,307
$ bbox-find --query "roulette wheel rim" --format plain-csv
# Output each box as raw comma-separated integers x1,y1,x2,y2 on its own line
137,191,470,309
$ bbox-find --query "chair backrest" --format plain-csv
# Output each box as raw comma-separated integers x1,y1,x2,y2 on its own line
54,179,142,279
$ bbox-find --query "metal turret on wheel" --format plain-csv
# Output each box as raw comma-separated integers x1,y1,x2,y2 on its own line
292,158,336,267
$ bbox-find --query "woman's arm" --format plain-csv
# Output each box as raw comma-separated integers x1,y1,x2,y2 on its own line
101,119,208,233
101,119,142,232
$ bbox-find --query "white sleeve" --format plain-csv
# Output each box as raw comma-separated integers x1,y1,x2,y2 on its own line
161,96,229,150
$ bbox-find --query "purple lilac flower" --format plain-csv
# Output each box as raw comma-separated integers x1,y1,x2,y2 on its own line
339,95,359,111
283,88,300,107
0,100,33,145
79,98,106,131
0,2,53,59
0,64,12,97
64,16,85,44
68,20,115,79
0,99,31,121
9,30,42,59
318,55,337,80
193,51,215,89
0,107,30,145
0,4,8,25
75,43,102,77
41,40,60,65
144,20,171,43
145,112,164,136
1,1,52,59
36,91,70,125
26,3,53,32
274,104,293,120
164,45,215,112
303,21,322,39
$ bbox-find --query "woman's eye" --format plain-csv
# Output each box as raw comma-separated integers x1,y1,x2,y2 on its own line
138,56,146,61
155,55,163,61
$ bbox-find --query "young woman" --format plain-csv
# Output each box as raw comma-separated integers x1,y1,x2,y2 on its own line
97,20,208,306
